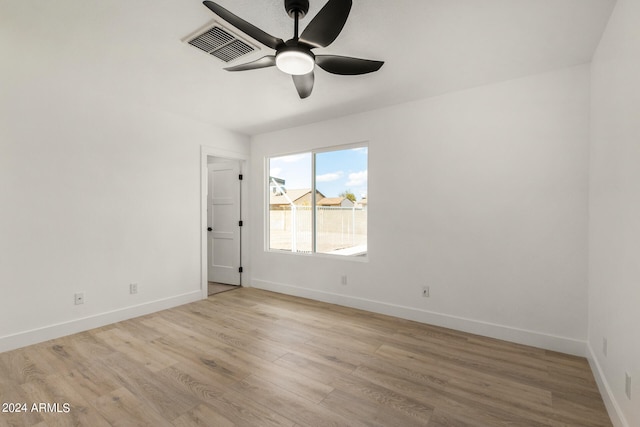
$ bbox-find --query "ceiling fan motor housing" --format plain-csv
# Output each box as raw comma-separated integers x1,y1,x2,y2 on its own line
285,0,310,18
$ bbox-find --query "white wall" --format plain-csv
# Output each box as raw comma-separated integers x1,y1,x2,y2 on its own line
588,0,640,425
250,65,591,355
0,78,249,352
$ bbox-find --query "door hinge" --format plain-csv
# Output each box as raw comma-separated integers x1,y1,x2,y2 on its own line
238,267,243,273
238,220,243,227
239,174,243,181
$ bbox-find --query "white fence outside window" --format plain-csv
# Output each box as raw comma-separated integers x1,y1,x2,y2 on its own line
269,206,367,255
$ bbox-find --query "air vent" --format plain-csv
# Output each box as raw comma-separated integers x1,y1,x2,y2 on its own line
187,25,256,63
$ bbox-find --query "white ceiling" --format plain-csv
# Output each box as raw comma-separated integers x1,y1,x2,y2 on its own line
1,0,615,135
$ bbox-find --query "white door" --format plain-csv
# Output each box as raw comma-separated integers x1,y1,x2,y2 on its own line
207,159,241,285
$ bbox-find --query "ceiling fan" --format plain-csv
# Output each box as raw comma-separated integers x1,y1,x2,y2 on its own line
202,0,384,98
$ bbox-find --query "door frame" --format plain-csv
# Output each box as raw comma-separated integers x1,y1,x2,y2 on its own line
200,146,249,299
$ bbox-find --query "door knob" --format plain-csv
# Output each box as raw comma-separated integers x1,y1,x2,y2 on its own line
207,227,213,231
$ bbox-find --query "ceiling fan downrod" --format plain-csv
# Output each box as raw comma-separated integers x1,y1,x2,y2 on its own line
285,0,309,39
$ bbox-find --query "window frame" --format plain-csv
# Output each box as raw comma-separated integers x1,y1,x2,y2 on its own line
265,142,369,261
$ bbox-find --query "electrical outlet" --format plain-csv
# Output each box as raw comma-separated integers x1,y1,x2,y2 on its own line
74,293,85,305
341,275,347,285
130,283,138,294
422,286,429,298
603,337,607,357
625,372,632,400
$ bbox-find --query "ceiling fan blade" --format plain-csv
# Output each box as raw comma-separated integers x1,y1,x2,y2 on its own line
316,55,384,75
292,72,314,99
203,1,284,50
224,55,276,72
299,0,352,48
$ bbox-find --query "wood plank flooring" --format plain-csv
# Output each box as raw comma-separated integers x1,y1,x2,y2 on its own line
208,282,240,296
0,288,611,426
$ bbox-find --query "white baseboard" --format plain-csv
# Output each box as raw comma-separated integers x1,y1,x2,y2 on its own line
0,291,202,353
251,279,587,356
587,344,629,427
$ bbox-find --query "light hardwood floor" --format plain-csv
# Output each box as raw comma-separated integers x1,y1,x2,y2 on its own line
0,288,611,426
208,282,240,296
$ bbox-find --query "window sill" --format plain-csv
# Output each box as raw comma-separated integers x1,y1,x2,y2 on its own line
266,249,369,263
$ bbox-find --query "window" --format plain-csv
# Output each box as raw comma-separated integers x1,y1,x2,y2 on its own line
268,145,368,257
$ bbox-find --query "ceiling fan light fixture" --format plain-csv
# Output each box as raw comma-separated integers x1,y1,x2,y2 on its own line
276,47,315,75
